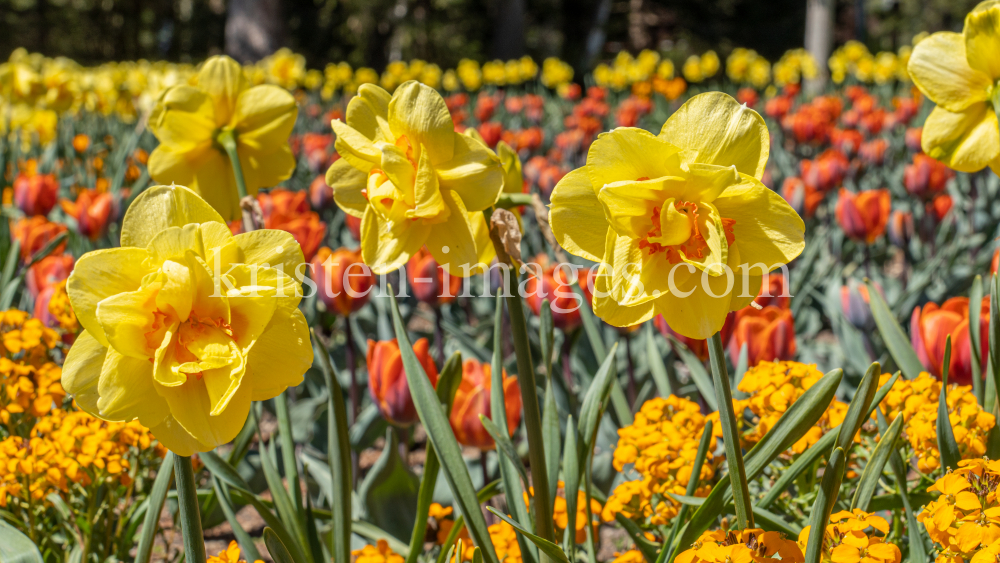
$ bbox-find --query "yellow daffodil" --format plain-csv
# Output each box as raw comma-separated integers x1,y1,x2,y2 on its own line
463,130,523,267
61,185,312,455
326,81,504,275
908,0,1000,174
549,92,804,338
147,55,298,221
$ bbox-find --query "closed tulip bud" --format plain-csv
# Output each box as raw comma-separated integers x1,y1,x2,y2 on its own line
736,87,759,107
407,248,462,307
13,170,58,217
840,279,876,330
309,174,334,210
858,139,888,167
256,189,327,261
904,154,954,198
367,338,439,426
835,188,891,244
59,189,116,241
26,254,74,298
887,210,914,248
449,359,521,449
905,127,922,152
928,194,953,222
727,306,795,367
10,216,67,263
754,272,791,309
524,256,582,332
311,247,374,316
911,297,989,385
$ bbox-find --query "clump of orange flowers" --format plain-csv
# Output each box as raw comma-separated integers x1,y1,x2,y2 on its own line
525,481,602,545
209,541,265,563
603,395,720,527
917,458,1000,561
797,510,901,563
878,373,994,473
676,526,804,563
735,361,848,454
353,540,405,563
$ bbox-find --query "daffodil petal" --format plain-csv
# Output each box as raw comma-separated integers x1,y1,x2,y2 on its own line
196,55,248,126
549,168,608,262
232,84,297,156
388,81,456,165
332,119,381,173
470,212,498,272
659,92,769,179
96,285,159,360
189,150,242,221
586,127,682,189
965,3,1000,80
61,331,108,416
234,229,305,276
592,261,657,328
97,347,170,427
347,83,393,143
327,158,369,218
598,177,669,238
67,247,151,347
149,414,213,456
361,204,430,275
147,85,216,150
922,102,1000,173
653,243,740,339
713,175,805,270
437,133,504,212
159,378,252,450
908,31,992,112
121,184,226,248
247,308,311,400
425,190,479,275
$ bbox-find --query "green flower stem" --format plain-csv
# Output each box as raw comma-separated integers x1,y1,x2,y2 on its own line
483,210,556,551
993,85,1000,132
706,331,753,530
496,193,533,209
174,455,207,563
216,128,248,200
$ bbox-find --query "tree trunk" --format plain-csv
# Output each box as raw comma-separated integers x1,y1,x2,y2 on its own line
580,0,613,75
225,0,285,63
492,0,526,60
804,0,834,94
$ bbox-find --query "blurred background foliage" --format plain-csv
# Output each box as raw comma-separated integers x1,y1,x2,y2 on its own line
0,0,986,71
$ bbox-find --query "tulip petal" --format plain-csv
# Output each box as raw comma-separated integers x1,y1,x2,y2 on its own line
121,184,227,248
347,84,393,143
712,175,805,270
160,377,252,450
425,190,480,275
549,168,609,262
97,348,170,427
232,85,297,157
908,31,992,112
437,133,504,212
96,285,159,360
361,204,430,275
332,119,381,173
149,414,213,456
235,229,305,276
965,3,1000,80
922,103,1000,173
247,308,311,400
61,331,108,416
196,55,248,125
659,92,769,179
326,158,369,218
586,128,682,189
67,247,151,347
388,81,456,165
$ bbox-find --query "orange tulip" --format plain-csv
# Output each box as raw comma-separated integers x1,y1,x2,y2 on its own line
59,188,115,241
367,338,439,426
835,188,891,244
25,254,74,298
449,359,522,450
727,306,795,366
840,280,876,330
904,154,954,199
309,174,333,210
311,247,375,316
525,254,582,332
780,177,824,219
255,189,327,261
755,272,791,310
13,169,58,217
911,297,989,386
887,210,914,248
407,248,463,307
10,216,67,263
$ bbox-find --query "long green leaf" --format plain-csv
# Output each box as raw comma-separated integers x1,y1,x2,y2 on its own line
660,421,712,563
938,336,961,471
388,288,500,563
804,447,846,563
480,415,530,488
313,330,352,563
971,275,984,403
835,362,880,452
135,452,174,563
0,519,43,563
562,416,580,561
576,283,632,426
274,391,303,516
758,372,900,509
851,413,904,512
265,527,296,563
354,520,411,555
212,478,264,562
866,279,924,379
542,377,561,521
752,506,801,537
200,450,252,491
645,326,673,397
707,332,751,529
877,408,927,562
669,336,717,411
488,508,570,563
260,438,312,563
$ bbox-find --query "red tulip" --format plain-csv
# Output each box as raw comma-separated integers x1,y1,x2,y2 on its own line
911,297,989,385
60,188,116,241
840,280,878,330
309,174,334,210
13,168,58,217
887,210,914,249
835,188,890,244
904,154,954,199
311,247,374,316
524,255,582,332
754,272,791,310
449,359,522,450
10,216,67,263
26,254,74,298
367,338,439,426
727,306,795,366
256,189,327,261
407,248,463,307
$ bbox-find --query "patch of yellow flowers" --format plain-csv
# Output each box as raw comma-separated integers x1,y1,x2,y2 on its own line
603,395,720,527
828,40,912,84
797,510,901,563
918,458,1000,562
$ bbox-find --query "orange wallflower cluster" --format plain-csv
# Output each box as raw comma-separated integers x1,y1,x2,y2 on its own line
0,309,59,361
676,528,803,563
797,510,901,563
603,395,721,526
877,373,994,474
524,481,602,544
917,458,1000,562
353,540,405,563
209,541,265,563
735,361,848,454
426,503,524,563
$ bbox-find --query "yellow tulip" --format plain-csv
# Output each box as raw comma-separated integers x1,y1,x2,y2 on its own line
61,185,313,455
908,0,1000,174
549,92,804,339
147,55,298,221
326,81,504,275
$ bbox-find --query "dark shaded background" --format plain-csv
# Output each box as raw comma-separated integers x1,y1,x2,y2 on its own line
0,0,981,70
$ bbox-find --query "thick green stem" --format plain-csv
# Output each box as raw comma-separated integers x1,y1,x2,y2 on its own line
174,455,207,563
706,332,753,529
496,193,533,209
216,128,248,200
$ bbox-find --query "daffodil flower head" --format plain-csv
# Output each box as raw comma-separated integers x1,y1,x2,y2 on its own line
147,55,298,221
908,0,1000,175
326,80,504,275
61,185,313,455
549,92,805,339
